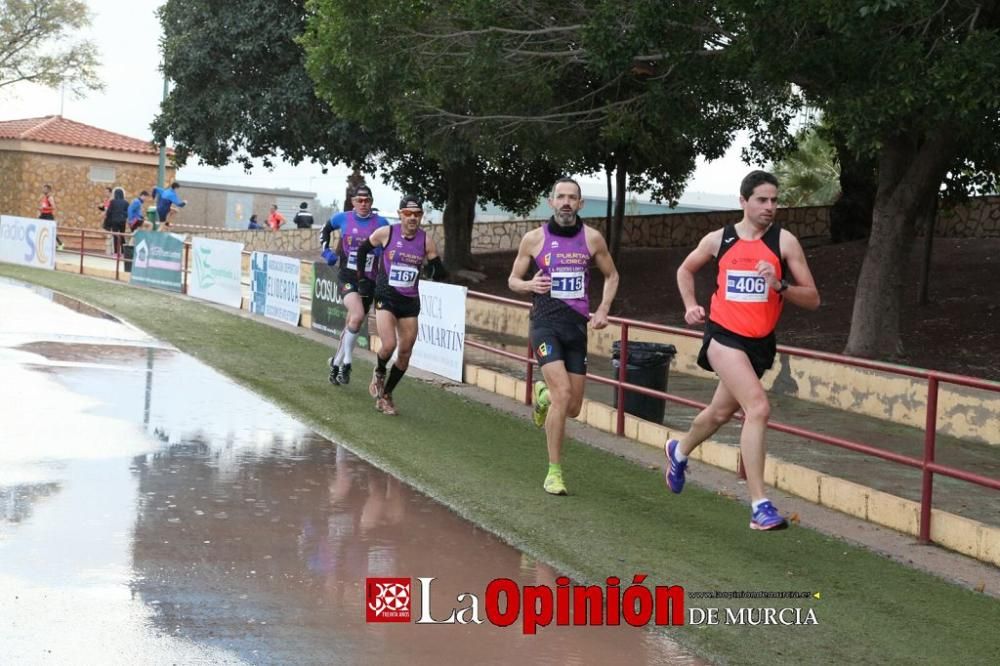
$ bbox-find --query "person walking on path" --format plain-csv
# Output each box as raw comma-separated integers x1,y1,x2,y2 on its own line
507,177,619,496
664,170,820,531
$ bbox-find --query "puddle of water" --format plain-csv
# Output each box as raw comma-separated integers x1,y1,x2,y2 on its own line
0,279,703,665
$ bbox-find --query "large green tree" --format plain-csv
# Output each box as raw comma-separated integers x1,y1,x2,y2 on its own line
152,0,377,176
0,0,100,94
350,1,796,262
732,0,1000,358
302,0,569,272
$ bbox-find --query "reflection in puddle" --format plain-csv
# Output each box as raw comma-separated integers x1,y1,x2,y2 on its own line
0,279,702,664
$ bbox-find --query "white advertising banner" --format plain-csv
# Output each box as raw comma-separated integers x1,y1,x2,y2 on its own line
0,215,57,270
249,252,301,326
410,281,467,382
189,237,244,308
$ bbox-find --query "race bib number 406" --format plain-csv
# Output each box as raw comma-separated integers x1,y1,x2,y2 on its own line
550,270,585,299
725,270,768,302
388,264,419,289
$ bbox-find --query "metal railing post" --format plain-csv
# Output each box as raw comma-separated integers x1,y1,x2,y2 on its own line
616,322,629,436
919,376,940,544
78,230,84,273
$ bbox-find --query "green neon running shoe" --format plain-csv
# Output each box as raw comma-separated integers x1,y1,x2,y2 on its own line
532,381,550,428
543,468,568,496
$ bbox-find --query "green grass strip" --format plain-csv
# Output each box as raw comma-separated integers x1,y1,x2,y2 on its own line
4,265,998,665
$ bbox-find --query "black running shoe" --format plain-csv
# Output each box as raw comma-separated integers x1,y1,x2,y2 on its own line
337,363,352,385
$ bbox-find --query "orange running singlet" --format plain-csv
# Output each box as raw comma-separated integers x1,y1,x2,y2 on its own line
708,223,786,338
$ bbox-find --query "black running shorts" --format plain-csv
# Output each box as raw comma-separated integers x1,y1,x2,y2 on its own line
374,286,420,319
530,318,589,375
697,320,777,379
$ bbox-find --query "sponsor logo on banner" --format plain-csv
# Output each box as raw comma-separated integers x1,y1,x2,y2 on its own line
0,215,57,270
129,231,184,292
250,252,301,326
365,575,820,633
190,237,244,308
411,281,466,382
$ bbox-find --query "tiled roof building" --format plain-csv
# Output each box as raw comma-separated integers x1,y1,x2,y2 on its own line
0,115,175,237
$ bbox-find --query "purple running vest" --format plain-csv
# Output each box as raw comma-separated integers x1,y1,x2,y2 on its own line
339,212,385,279
381,226,427,298
533,224,591,319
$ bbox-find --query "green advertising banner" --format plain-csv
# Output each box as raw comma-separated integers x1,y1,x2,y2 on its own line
311,262,369,348
131,231,184,292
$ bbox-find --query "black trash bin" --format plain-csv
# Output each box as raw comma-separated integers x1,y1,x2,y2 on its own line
123,244,135,272
611,341,677,423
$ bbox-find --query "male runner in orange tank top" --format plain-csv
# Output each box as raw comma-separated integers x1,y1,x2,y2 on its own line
664,170,820,530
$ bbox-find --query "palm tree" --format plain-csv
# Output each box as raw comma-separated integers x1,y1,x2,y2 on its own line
772,127,840,206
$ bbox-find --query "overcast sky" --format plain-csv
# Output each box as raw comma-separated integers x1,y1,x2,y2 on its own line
1,0,754,210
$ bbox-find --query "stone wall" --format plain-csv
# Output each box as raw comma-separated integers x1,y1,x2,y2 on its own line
176,227,319,255
0,150,173,230
428,206,831,258
936,195,1000,237
0,152,24,218
170,194,1000,261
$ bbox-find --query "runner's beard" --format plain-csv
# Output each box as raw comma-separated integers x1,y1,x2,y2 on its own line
555,209,575,225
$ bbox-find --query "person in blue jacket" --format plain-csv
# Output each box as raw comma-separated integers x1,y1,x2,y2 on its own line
127,191,149,231
156,182,187,224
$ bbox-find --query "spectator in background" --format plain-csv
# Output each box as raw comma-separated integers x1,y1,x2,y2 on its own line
267,204,286,231
39,184,63,250
248,214,263,230
128,191,149,231
156,182,187,224
98,186,112,214
104,187,130,255
293,201,314,229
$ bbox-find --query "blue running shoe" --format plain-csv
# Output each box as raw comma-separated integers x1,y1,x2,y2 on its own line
750,501,789,531
664,439,687,494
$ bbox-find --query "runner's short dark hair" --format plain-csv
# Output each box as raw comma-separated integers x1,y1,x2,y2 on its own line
740,170,779,199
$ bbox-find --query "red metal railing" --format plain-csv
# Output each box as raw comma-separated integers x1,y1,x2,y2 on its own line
466,290,1000,545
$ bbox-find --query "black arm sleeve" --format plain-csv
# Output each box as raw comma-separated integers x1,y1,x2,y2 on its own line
354,239,375,277
320,221,334,250
425,256,449,281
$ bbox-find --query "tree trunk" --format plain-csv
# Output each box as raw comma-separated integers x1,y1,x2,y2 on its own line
441,159,479,271
605,164,613,240
844,130,955,358
829,135,876,243
917,195,939,306
611,151,627,263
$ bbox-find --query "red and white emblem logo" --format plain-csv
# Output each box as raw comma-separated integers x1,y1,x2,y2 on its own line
366,577,412,623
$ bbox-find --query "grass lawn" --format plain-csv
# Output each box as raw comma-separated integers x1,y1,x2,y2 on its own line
4,264,998,665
